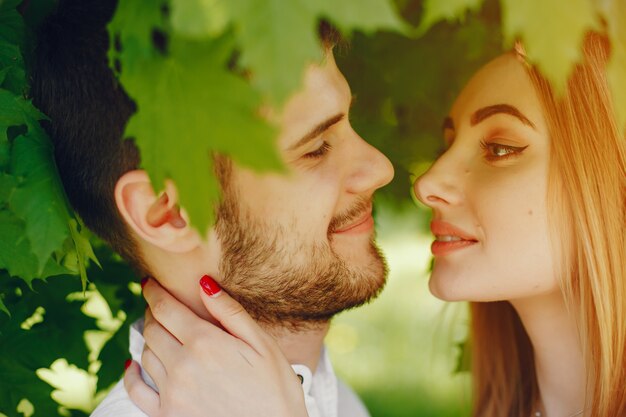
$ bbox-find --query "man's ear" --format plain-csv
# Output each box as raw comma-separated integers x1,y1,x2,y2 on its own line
114,170,201,253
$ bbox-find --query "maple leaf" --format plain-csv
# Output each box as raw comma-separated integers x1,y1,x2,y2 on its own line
417,0,484,34
10,125,73,275
170,0,230,39
500,0,599,93
0,294,7,316
0,89,45,142
120,36,281,234
315,0,408,36
67,219,100,291
107,0,166,74
227,0,323,105
0,210,40,284
0,40,26,95
228,0,406,105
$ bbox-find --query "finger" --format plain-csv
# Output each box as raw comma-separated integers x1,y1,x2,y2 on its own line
143,278,203,344
198,275,269,353
143,308,182,366
141,345,167,389
124,360,160,416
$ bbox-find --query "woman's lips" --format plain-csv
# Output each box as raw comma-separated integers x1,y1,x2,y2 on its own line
430,220,478,255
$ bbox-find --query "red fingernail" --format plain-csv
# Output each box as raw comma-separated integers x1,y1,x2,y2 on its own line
199,275,222,297
124,359,132,371
140,277,149,289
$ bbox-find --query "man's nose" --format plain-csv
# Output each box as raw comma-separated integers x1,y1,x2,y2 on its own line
345,130,394,195
414,152,463,209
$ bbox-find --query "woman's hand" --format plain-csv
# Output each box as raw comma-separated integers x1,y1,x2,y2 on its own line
124,276,308,417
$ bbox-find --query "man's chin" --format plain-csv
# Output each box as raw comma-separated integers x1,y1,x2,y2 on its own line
237,262,387,332
331,235,382,266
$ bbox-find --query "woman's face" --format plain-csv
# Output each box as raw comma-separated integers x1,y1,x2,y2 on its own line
414,53,558,302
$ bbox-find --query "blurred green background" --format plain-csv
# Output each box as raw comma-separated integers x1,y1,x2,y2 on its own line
330,201,471,417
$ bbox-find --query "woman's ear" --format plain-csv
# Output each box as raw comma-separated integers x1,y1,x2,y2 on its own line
114,170,201,253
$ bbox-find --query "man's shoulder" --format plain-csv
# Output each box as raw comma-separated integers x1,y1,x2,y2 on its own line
90,380,147,417
337,378,371,417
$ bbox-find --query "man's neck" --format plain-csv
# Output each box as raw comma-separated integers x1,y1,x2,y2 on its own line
510,292,586,417
266,323,330,372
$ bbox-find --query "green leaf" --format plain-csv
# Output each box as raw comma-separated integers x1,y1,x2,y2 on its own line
228,0,406,105
500,0,598,93
0,135,9,169
0,210,40,284
417,0,484,34
0,295,8,316
171,0,230,39
107,0,167,73
0,39,26,95
68,218,100,291
316,0,408,35
0,90,97,284
0,0,25,47
10,126,71,275
120,36,281,234
0,172,16,202
227,0,323,104
0,89,46,142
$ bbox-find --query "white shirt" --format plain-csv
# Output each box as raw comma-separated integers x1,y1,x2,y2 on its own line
91,320,370,417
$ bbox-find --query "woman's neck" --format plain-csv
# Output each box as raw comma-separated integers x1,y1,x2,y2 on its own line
510,292,586,417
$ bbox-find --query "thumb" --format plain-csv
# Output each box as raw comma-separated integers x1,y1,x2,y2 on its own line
198,275,270,352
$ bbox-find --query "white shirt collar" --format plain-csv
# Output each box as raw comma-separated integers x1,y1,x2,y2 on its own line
129,319,339,417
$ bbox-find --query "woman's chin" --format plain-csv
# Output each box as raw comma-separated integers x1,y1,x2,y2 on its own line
428,276,463,301
428,275,501,303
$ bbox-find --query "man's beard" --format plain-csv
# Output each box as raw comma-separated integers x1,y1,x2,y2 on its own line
214,191,388,330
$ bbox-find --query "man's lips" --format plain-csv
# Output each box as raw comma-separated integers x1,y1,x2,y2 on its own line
430,220,478,255
334,209,374,234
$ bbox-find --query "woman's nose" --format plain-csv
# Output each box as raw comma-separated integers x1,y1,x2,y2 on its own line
413,153,464,209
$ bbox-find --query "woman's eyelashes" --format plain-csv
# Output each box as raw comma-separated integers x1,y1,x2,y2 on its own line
303,140,332,159
480,140,529,162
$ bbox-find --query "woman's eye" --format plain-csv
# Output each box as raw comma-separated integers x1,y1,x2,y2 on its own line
480,141,528,161
303,141,331,159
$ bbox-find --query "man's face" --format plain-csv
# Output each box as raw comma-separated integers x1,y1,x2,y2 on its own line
215,52,394,328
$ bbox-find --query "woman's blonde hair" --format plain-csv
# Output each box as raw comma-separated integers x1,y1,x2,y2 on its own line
469,33,626,417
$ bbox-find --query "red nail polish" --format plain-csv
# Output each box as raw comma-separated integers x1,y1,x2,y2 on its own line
199,275,222,297
124,359,132,371
140,277,149,289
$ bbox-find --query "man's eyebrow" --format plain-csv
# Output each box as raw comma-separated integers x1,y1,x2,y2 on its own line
288,113,345,151
470,103,536,129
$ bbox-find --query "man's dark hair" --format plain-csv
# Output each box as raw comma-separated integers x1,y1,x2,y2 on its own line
31,0,147,272
30,0,343,274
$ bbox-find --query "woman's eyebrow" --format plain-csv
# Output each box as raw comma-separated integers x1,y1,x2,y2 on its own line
470,103,536,129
